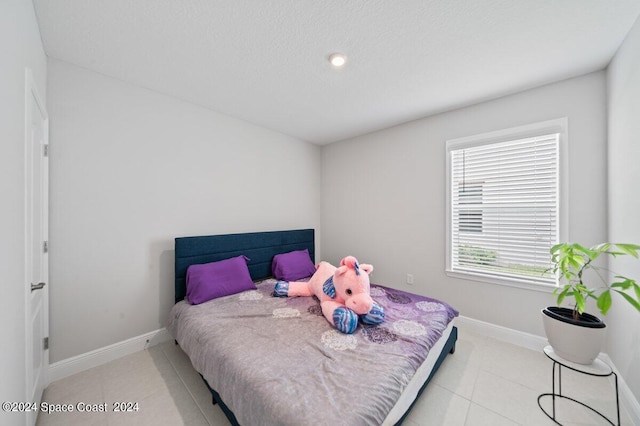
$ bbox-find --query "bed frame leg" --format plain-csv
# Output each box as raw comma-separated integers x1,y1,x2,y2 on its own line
212,396,217,405
449,342,456,354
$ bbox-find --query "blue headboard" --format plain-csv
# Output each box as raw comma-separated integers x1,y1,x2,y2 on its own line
174,229,315,303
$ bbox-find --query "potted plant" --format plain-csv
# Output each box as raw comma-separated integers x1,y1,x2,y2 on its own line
542,242,640,364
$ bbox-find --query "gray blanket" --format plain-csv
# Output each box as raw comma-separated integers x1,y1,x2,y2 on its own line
167,279,458,426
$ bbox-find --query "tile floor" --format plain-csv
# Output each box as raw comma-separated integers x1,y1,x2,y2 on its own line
36,324,632,425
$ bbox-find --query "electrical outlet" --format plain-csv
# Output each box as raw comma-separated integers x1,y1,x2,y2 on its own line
406,273,414,285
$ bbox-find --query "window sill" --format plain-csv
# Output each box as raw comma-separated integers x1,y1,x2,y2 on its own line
445,269,556,293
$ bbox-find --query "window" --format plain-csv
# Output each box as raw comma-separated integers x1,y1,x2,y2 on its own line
446,119,568,288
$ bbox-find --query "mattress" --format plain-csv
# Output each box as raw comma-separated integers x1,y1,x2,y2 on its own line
168,278,458,426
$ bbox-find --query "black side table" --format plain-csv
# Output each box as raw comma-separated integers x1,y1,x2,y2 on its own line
537,345,620,425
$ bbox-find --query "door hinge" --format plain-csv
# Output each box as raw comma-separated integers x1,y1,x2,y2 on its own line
43,241,48,253
43,337,49,351
44,144,49,157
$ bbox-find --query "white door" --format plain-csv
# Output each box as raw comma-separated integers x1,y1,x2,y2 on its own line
25,68,49,426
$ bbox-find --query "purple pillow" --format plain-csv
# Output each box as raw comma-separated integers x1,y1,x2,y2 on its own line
272,249,316,281
186,255,256,305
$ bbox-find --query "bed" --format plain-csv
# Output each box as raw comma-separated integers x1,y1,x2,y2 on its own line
167,229,458,426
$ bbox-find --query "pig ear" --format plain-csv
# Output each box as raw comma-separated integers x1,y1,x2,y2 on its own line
322,277,336,298
340,256,358,268
360,264,374,274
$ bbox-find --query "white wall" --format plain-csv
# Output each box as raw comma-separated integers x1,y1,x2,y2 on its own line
322,71,607,337
47,59,321,362
0,0,47,422
607,15,640,406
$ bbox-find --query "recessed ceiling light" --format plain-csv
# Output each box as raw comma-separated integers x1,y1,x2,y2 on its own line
328,53,347,68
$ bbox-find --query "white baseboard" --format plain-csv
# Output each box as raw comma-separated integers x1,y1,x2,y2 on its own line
455,315,640,425
455,315,548,352
48,328,173,383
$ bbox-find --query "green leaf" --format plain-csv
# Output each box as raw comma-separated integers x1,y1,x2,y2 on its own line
550,243,564,254
580,244,602,259
611,277,634,290
615,243,640,258
597,290,612,315
568,257,582,271
587,246,604,260
555,285,570,306
575,243,591,253
575,283,589,293
614,290,640,313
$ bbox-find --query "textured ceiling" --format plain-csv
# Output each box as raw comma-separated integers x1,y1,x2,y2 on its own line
33,0,640,144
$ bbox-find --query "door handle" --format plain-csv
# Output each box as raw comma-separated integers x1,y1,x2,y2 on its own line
31,282,46,292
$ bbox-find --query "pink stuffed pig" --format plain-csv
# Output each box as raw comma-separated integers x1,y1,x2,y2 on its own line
274,256,385,333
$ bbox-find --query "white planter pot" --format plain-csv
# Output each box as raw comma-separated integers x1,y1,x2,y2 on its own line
541,307,607,365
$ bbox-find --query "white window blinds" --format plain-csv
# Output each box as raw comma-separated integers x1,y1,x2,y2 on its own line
449,133,559,285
